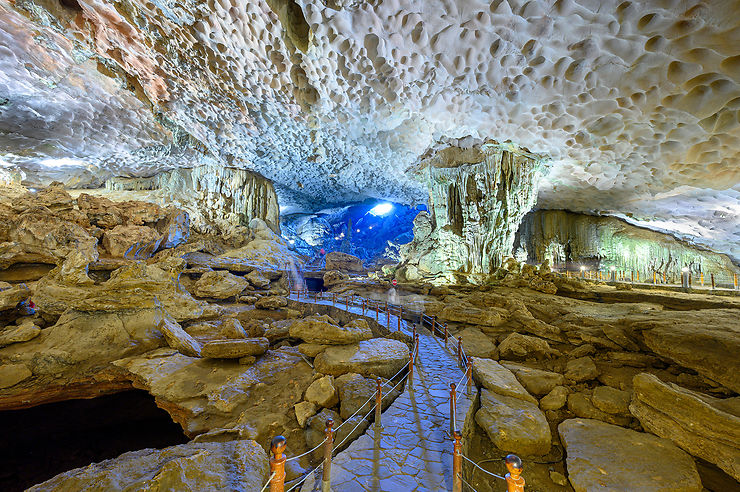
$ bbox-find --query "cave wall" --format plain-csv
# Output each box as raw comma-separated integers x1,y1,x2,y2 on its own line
399,143,543,279
105,164,280,235
518,209,740,279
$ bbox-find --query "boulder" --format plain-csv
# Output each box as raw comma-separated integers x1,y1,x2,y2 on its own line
630,372,740,481
475,389,551,456
440,303,507,327
314,338,408,379
325,252,364,272
0,320,41,348
0,283,30,311
255,296,288,310
27,440,268,491
591,385,630,415
305,375,339,408
498,333,558,360
335,373,376,419
245,270,270,289
298,343,329,357
289,315,372,345
471,357,536,403
567,392,632,427
323,270,349,287
0,363,33,389
185,318,251,340
102,225,162,259
159,316,201,357
193,270,248,299
540,386,569,411
639,317,740,393
201,338,269,358
294,401,318,427
565,356,600,382
458,327,497,358
501,362,565,396
559,418,702,492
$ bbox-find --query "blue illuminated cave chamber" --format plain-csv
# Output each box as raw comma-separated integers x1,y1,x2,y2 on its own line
281,201,426,266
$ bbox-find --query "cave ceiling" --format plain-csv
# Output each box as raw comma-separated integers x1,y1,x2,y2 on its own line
1,0,739,260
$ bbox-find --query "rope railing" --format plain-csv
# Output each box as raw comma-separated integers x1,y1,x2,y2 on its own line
262,333,418,492
272,287,525,492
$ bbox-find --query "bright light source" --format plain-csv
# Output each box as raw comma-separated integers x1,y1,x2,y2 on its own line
356,229,360,233
610,266,616,271
369,226,373,230
681,267,689,272
334,236,340,240
39,158,85,168
289,239,295,245
368,202,393,216
580,265,586,271
28,188,37,193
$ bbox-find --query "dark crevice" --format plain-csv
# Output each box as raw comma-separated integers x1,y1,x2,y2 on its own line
0,390,188,492
59,0,82,11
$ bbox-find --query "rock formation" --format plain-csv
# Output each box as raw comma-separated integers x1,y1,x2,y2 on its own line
517,210,740,281
399,143,543,279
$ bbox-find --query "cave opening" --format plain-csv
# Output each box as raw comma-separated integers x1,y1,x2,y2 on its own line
0,390,189,492
304,276,325,292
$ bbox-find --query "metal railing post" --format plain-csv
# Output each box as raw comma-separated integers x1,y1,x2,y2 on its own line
269,436,287,492
449,383,457,437
467,361,472,392
386,303,390,328
408,349,414,385
398,306,402,331
711,273,716,289
322,420,334,492
457,337,463,365
375,378,382,428
444,324,448,344
452,431,462,492
415,333,419,358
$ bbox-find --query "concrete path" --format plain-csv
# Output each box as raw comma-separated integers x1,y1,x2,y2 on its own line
291,293,476,491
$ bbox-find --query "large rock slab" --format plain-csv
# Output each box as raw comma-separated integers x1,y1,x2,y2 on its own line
159,316,201,357
458,327,497,358
0,363,33,389
201,338,269,358
637,312,740,393
102,225,163,259
325,251,363,272
305,375,338,408
289,315,372,345
471,357,536,403
630,372,740,481
559,418,702,492
314,338,408,379
440,302,507,327
0,283,30,311
114,347,313,439
501,362,565,396
192,270,248,299
498,332,558,360
27,440,267,491
475,389,551,456
0,320,41,348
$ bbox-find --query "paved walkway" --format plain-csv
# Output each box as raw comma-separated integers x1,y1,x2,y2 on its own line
291,293,476,491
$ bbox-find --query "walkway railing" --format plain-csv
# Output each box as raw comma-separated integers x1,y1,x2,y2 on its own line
260,288,525,492
556,267,739,291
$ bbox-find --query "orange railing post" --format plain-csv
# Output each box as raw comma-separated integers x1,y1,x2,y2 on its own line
386,303,390,327
466,361,472,391
332,293,336,306
452,431,462,492
711,273,716,289
415,333,420,358
504,454,525,492
375,378,382,428
449,382,457,437
375,302,378,321
269,436,287,492
457,337,462,364
322,419,334,491
735,273,738,290
398,306,402,331
408,349,414,385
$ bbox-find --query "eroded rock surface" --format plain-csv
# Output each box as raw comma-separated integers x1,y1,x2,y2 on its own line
560,418,702,492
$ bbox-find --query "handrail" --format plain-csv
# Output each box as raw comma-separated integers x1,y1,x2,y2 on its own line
270,287,524,492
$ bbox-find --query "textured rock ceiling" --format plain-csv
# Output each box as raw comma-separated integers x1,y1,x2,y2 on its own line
1,0,739,260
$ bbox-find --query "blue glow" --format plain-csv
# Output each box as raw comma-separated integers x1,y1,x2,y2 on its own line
368,202,393,216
